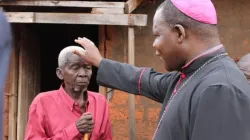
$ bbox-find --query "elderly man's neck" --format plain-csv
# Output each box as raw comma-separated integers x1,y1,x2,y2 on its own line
71,90,87,100
63,85,87,101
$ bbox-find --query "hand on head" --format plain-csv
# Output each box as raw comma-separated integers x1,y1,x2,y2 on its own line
73,37,103,67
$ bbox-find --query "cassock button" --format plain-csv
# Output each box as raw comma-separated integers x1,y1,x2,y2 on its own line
173,89,177,94
181,73,186,79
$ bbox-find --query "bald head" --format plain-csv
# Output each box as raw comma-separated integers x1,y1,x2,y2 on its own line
157,0,219,39
237,53,250,82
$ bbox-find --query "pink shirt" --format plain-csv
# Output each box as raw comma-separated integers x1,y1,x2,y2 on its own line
24,86,112,140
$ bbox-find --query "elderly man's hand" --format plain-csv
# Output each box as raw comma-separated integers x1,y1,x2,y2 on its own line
74,37,103,67
75,112,94,134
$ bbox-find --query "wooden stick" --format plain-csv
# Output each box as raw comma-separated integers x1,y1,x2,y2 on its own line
83,134,89,140
128,27,135,140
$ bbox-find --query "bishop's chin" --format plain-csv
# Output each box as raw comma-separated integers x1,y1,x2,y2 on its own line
164,64,171,72
164,63,180,72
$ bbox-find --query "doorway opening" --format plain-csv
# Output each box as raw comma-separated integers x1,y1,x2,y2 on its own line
32,24,99,93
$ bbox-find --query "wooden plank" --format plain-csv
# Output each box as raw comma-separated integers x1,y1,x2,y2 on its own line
5,12,147,26
7,27,19,140
128,27,135,140
0,1,125,8
3,52,12,140
17,25,40,140
91,8,124,14
125,0,143,13
6,12,34,23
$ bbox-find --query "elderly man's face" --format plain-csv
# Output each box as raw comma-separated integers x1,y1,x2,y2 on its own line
59,54,92,92
237,56,250,84
241,69,250,84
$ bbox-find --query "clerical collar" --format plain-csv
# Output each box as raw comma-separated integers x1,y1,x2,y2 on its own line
181,45,225,74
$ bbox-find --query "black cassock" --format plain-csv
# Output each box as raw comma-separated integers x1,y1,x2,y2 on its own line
97,47,250,140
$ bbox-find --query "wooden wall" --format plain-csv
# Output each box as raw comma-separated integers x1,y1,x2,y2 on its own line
3,24,40,140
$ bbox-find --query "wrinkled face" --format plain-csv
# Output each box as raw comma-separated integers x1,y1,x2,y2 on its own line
239,66,250,84
57,54,92,92
245,74,250,84
152,9,186,71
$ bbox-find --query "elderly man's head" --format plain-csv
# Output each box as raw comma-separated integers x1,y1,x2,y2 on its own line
56,46,92,92
237,53,250,83
152,0,220,71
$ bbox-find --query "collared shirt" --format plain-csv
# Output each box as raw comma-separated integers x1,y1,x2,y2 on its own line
24,86,112,140
96,46,250,140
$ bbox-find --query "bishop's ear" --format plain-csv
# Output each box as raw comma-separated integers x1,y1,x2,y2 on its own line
56,68,64,80
174,24,185,43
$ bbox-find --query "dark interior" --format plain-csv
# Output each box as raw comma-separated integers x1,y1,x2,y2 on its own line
28,24,99,93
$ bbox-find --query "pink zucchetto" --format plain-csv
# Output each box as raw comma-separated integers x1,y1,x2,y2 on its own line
170,0,217,24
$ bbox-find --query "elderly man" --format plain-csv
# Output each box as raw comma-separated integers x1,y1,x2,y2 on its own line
24,46,112,140
237,53,250,83
73,0,250,140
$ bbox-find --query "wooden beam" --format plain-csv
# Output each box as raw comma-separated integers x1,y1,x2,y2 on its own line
91,8,124,14
125,0,143,13
0,1,125,8
5,12,147,26
128,27,135,140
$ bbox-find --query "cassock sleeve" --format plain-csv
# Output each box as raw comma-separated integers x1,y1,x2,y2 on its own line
190,85,250,140
24,98,81,140
97,59,177,103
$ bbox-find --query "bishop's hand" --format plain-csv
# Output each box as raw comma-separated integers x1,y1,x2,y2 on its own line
75,112,94,134
74,37,103,67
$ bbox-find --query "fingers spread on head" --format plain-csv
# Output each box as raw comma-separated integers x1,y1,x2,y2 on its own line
75,37,95,50
86,38,96,47
74,39,87,48
72,49,85,58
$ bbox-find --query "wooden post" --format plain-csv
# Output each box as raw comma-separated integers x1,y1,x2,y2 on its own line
128,27,135,140
17,25,40,140
98,25,108,97
7,31,19,140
